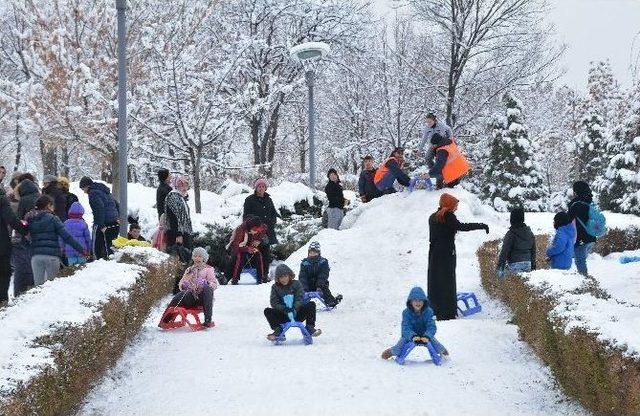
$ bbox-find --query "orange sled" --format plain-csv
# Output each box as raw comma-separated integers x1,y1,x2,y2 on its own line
158,305,212,331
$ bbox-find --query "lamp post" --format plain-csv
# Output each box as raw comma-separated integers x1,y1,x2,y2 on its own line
289,42,330,189
116,0,128,236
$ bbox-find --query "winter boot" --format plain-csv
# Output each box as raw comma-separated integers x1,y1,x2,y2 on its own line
381,348,393,360
267,326,284,341
306,326,322,337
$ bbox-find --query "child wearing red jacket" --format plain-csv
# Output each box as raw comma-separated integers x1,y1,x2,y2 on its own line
227,216,268,284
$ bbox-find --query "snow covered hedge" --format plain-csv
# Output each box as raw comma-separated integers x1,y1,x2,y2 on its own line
478,230,640,416
0,247,180,416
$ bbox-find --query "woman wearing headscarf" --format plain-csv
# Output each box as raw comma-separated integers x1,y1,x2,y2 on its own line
427,193,489,320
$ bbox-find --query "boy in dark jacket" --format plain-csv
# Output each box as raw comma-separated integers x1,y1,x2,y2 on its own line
299,241,342,307
80,176,120,260
264,264,322,341
381,286,448,360
496,208,536,279
546,212,576,270
358,156,381,202
0,187,27,303
568,181,597,276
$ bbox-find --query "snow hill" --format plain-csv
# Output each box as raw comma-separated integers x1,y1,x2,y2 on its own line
80,189,588,416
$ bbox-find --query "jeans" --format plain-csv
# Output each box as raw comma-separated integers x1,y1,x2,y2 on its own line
574,243,594,276
168,285,214,324
67,256,87,266
508,261,531,273
326,207,344,230
264,302,317,330
31,254,61,286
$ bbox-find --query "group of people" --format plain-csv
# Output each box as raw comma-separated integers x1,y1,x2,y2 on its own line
0,167,132,304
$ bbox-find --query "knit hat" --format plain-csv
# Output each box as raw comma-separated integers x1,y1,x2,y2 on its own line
436,193,459,222
426,111,436,120
192,247,209,263
275,263,294,279
308,241,321,253
79,176,93,189
510,208,525,227
43,174,58,184
553,211,571,229
254,178,268,190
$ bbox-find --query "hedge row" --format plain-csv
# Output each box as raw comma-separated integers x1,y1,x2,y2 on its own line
478,229,640,416
0,251,180,416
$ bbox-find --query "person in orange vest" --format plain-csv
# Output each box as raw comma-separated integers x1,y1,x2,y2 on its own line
427,133,471,189
373,147,411,194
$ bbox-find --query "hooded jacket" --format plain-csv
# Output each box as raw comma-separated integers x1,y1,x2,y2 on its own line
87,182,119,228
270,279,304,315
358,169,381,200
401,287,437,341
26,210,85,257
62,202,92,257
299,255,330,291
17,179,40,219
546,223,576,270
568,188,597,245
497,224,537,270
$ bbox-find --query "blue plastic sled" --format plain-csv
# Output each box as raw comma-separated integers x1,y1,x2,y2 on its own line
620,256,640,265
303,291,333,310
457,292,481,317
395,341,442,366
241,267,259,283
408,176,433,192
273,294,313,345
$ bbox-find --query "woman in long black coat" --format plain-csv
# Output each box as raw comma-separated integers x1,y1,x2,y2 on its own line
428,193,488,320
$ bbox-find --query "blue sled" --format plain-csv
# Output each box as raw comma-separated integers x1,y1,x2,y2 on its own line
275,321,313,345
241,268,260,283
395,341,442,366
408,176,433,192
457,292,481,317
303,291,332,310
620,256,640,265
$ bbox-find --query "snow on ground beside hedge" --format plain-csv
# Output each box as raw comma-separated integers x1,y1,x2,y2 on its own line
80,188,586,415
0,247,165,393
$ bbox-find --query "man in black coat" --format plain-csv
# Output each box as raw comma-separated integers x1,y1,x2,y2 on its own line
0,187,27,303
42,174,68,221
156,168,172,221
358,156,381,203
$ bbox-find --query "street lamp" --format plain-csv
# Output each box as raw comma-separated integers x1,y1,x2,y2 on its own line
289,42,330,189
116,0,128,236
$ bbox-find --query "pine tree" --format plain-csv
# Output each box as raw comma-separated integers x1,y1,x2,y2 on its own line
573,111,607,183
482,93,546,212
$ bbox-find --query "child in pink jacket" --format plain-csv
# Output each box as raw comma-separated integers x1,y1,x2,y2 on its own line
166,247,218,328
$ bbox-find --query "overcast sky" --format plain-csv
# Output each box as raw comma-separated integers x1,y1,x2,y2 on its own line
372,0,640,91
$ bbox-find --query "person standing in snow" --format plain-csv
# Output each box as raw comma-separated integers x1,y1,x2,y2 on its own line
381,286,448,360
62,202,92,266
425,133,471,189
12,174,40,297
546,212,576,270
164,175,194,250
42,174,68,221
79,176,120,260
243,178,280,273
156,168,172,221
568,181,597,276
16,174,40,219
418,112,454,163
428,193,489,320
298,241,342,307
496,208,536,279
325,168,348,230
358,155,381,203
57,176,79,216
264,264,322,341
0,186,27,304
164,247,217,329
373,147,411,194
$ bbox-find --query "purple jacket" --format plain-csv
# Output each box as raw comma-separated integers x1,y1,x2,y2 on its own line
61,202,92,257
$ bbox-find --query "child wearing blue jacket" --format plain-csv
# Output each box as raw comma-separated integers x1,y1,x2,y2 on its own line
381,286,448,360
546,212,576,270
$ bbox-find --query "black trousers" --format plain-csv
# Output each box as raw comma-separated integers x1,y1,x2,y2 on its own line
93,223,119,260
168,285,214,324
264,302,316,330
0,254,11,302
305,280,338,305
11,241,33,297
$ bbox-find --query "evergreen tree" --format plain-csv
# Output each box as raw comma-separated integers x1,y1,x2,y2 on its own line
482,93,546,211
572,111,607,182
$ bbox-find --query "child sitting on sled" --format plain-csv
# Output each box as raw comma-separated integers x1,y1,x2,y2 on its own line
165,247,218,328
264,264,322,341
299,241,342,307
381,286,448,360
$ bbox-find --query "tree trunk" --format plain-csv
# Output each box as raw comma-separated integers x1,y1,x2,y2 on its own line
299,146,306,173
60,143,69,177
189,147,202,214
13,115,21,171
250,115,261,165
40,139,58,175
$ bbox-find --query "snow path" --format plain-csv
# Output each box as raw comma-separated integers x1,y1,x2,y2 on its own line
80,190,586,416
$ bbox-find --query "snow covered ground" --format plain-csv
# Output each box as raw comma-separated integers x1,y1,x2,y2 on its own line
80,189,587,416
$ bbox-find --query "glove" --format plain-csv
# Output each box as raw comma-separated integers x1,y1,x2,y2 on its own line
83,251,91,258
412,336,422,343
420,336,429,344
482,224,490,234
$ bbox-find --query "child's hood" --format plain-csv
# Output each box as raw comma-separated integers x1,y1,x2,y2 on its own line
406,286,429,309
68,201,85,217
557,223,576,239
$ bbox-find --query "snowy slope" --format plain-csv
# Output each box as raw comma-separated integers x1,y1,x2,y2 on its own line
80,189,586,416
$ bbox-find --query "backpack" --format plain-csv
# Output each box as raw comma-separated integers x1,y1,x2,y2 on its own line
573,201,607,238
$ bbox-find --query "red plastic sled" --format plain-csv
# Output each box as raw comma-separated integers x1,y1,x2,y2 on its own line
158,305,212,331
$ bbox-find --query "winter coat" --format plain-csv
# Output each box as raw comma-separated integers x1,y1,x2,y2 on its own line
419,120,453,150
428,211,485,320
42,181,68,221
299,256,330,291
270,279,304,314
375,158,411,191
156,182,172,220
568,196,597,246
179,264,218,297
401,287,437,341
0,188,26,257
87,182,119,228
164,190,192,236
428,138,452,177
325,180,345,209
227,222,268,254
26,210,85,257
243,193,279,244
62,202,92,258
497,224,537,270
358,169,381,201
546,223,576,270
17,179,40,220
